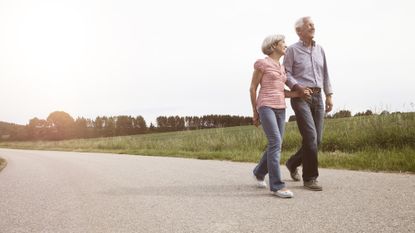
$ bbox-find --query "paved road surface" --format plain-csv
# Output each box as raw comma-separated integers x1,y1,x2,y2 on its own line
0,148,414,233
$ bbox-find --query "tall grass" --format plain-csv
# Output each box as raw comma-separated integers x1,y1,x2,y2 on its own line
1,113,414,172
321,113,415,152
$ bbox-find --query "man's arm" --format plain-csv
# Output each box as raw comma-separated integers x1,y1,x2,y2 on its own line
321,48,333,112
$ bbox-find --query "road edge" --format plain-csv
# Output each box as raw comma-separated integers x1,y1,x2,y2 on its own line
0,157,7,172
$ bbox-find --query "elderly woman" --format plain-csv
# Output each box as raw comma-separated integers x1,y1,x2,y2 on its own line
249,34,309,198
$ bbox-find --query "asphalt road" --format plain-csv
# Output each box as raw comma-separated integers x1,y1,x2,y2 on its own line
0,148,414,233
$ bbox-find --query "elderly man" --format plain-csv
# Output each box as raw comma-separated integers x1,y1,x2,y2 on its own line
283,16,333,191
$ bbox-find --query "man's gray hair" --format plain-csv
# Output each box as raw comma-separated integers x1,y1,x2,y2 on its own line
295,16,312,31
261,34,285,55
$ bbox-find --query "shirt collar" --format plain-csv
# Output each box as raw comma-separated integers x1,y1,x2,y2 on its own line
299,39,316,47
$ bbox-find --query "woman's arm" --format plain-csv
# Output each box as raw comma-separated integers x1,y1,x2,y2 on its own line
249,69,263,127
284,89,299,98
284,88,312,98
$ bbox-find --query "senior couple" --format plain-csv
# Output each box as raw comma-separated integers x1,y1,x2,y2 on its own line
249,16,333,198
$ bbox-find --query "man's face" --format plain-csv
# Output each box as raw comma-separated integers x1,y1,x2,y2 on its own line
299,19,315,39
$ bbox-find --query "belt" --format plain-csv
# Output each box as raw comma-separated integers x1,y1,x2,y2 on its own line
307,87,321,94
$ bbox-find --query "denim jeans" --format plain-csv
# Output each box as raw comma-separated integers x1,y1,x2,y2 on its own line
286,93,324,181
253,106,286,191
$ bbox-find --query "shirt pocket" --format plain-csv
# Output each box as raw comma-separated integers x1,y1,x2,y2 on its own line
294,52,312,70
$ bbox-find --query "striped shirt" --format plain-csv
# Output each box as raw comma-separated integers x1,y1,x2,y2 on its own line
283,40,333,95
254,56,287,110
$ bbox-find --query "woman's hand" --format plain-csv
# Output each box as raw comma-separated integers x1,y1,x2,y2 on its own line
300,88,313,103
284,87,312,98
303,88,312,97
253,111,260,127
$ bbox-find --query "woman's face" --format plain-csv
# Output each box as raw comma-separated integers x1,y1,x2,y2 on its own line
274,40,287,55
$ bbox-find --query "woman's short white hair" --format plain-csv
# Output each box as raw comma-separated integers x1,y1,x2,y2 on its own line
295,16,311,31
261,34,285,55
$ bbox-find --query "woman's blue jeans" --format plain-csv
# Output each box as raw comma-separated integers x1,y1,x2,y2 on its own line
253,106,286,191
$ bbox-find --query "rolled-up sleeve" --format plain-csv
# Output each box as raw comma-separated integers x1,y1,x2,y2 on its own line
283,47,297,89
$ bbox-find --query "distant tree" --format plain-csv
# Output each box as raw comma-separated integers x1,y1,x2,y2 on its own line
95,117,104,129
332,110,352,119
167,116,176,130
116,115,134,135
0,121,28,141
354,109,374,117
13,124,29,141
156,114,253,131
244,116,253,125
365,110,373,116
27,117,50,140
75,117,88,138
47,111,76,140
193,116,201,129
201,115,214,128
103,117,116,137
156,116,168,131
134,116,147,133
288,115,296,122
174,116,185,131
93,116,104,137
149,123,156,131
184,117,192,129
380,110,390,115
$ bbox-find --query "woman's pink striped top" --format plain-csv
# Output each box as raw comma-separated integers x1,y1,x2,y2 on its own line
254,56,287,111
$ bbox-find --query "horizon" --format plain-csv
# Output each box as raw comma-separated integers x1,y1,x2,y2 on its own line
1,108,411,127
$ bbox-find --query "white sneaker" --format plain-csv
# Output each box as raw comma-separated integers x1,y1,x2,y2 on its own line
253,176,267,188
273,189,294,198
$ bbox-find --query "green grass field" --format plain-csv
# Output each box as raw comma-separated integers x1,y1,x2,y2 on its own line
0,113,414,172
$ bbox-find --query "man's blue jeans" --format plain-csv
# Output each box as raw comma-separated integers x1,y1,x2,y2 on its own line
287,94,324,181
253,106,286,191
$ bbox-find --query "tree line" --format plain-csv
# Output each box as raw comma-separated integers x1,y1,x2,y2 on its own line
156,115,252,131
0,111,252,141
0,109,403,141
288,109,396,122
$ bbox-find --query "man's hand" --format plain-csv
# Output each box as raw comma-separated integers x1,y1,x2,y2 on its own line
325,95,333,112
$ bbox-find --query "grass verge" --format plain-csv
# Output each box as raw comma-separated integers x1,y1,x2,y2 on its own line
0,113,414,173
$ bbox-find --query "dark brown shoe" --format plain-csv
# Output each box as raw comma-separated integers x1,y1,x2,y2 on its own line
285,162,301,181
304,179,323,191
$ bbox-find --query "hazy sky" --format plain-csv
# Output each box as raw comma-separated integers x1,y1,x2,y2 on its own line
0,0,414,125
